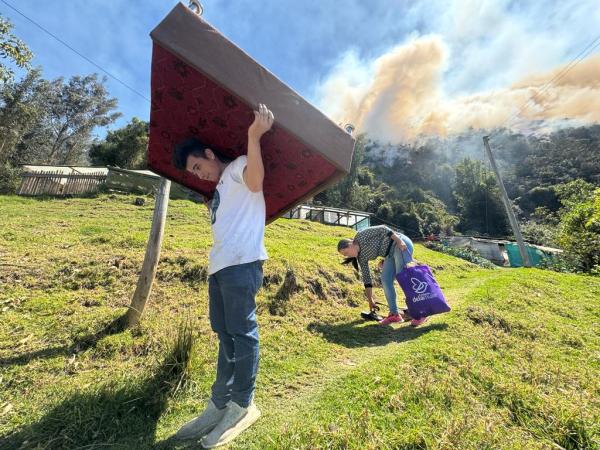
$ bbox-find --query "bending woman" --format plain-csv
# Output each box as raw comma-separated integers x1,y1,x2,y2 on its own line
338,225,427,327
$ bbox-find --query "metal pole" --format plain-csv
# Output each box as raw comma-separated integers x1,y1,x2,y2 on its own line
483,136,531,267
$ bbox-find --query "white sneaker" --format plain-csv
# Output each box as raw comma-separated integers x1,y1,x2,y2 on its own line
201,401,261,448
175,399,227,440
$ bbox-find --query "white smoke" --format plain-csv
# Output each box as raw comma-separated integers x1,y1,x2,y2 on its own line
315,0,600,142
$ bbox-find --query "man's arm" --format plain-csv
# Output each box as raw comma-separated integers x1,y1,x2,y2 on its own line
244,103,274,192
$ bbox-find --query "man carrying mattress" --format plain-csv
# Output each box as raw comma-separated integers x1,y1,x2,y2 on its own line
173,104,274,448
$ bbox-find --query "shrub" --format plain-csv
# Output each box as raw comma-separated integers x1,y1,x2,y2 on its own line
0,162,22,194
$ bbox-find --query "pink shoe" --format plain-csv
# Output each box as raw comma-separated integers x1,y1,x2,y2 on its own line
379,313,404,325
410,317,429,327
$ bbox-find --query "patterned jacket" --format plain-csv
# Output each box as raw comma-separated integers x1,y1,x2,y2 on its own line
354,225,395,288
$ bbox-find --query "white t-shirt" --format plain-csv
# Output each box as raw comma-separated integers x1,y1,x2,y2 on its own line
208,155,268,275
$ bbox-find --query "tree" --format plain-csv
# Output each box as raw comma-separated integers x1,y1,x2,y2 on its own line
0,68,49,164
43,74,121,165
554,179,596,209
0,14,33,83
514,126,600,192
413,193,459,235
554,180,600,272
453,158,510,236
314,125,600,240
89,117,148,168
0,72,121,166
516,186,560,217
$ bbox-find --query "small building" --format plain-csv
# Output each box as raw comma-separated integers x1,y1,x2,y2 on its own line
442,236,562,267
282,204,371,231
503,242,563,268
444,236,509,266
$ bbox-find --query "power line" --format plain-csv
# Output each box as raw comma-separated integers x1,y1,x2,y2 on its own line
490,35,600,138
0,0,150,103
488,33,600,141
490,36,600,140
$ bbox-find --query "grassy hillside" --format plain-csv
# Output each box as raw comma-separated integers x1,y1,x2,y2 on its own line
0,195,598,449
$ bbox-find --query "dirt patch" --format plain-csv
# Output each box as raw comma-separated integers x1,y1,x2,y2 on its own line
317,269,334,282
307,278,327,300
334,271,354,283
270,267,301,316
263,272,283,288
81,298,103,307
275,267,300,302
157,256,207,287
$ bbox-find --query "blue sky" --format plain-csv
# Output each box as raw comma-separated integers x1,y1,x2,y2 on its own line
2,0,599,141
2,0,420,133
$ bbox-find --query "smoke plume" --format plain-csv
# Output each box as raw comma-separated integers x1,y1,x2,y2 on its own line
317,36,600,142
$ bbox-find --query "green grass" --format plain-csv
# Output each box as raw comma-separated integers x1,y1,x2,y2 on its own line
0,194,598,449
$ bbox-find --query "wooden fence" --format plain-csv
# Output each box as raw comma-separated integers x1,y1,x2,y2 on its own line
17,171,107,196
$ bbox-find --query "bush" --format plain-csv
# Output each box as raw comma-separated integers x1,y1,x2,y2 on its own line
521,220,558,247
0,162,22,194
555,183,600,273
517,186,560,217
538,252,584,274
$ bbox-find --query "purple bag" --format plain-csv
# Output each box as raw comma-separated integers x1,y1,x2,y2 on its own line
396,264,450,320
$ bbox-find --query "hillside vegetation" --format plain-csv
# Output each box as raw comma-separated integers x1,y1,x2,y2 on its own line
0,195,598,449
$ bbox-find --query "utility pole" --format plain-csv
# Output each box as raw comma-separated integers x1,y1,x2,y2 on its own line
483,136,531,267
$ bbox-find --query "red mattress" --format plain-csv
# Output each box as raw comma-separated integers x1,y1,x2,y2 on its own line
148,3,354,222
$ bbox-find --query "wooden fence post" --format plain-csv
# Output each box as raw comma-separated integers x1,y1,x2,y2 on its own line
123,177,171,328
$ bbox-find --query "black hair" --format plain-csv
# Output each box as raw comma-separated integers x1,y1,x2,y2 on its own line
337,238,353,252
341,257,359,272
338,239,359,271
172,137,234,170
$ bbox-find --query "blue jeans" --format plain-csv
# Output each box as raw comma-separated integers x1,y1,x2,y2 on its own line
208,260,263,408
381,235,414,315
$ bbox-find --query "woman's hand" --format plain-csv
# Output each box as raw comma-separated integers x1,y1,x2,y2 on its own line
364,287,377,311
392,234,408,251
368,298,377,311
